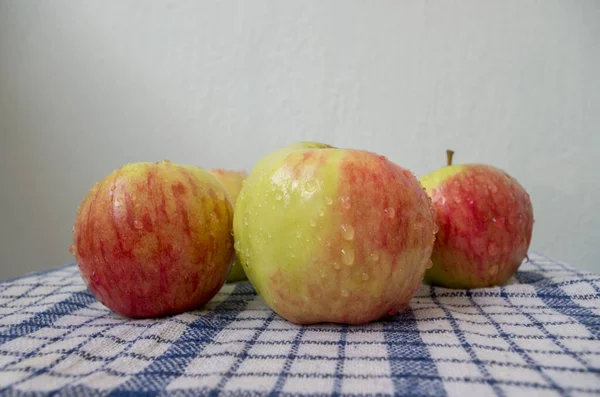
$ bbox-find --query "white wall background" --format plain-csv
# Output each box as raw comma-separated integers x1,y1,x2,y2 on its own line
1,1,599,280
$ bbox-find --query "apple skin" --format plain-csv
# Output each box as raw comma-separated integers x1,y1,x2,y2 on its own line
419,164,534,289
233,143,436,325
207,168,248,282
71,161,234,318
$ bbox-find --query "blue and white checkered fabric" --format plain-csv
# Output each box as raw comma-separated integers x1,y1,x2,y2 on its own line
0,252,599,396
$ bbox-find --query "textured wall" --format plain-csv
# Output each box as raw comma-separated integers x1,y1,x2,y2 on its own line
1,1,599,279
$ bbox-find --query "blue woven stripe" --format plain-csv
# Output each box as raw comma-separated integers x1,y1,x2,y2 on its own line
384,307,447,396
106,284,254,397
517,263,600,338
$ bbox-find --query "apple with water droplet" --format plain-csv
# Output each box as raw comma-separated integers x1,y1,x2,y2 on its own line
419,150,534,289
71,161,234,318
207,168,248,282
233,142,437,324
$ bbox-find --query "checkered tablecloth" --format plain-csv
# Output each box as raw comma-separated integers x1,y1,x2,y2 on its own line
0,253,599,396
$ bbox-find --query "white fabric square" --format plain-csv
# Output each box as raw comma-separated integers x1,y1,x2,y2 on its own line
345,343,387,358
444,381,497,397
501,324,546,337
202,341,245,356
229,319,268,329
290,358,337,375
214,329,256,343
474,346,527,365
341,377,395,394
344,359,389,375
302,330,340,342
436,361,482,377
257,330,297,342
76,371,130,390
1,337,45,353
487,363,547,384
528,352,584,369
167,374,220,390
224,375,278,392
237,357,286,374
186,354,236,375
129,339,172,358
0,371,29,388
346,330,385,343
297,342,339,358
429,345,471,361
107,355,152,374
248,342,291,357
513,337,563,353
80,337,128,357
543,368,600,389
282,376,334,393
11,353,63,370
16,374,73,392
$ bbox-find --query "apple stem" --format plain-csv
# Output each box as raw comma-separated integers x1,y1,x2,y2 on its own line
446,150,454,166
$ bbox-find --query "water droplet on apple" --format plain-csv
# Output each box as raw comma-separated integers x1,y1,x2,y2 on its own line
488,184,498,194
370,252,379,263
235,240,241,250
426,260,433,269
384,207,395,219
325,196,333,206
518,213,524,224
211,212,217,218
296,231,302,239
454,196,462,204
333,261,341,270
270,183,277,191
257,202,262,208
489,264,499,277
341,248,355,266
309,219,316,227
361,273,370,281
244,217,248,226
267,232,272,238
432,221,439,234
341,289,350,298
133,220,143,230
90,271,100,284
319,209,325,217
341,224,355,240
341,196,351,209
304,180,317,193
275,192,283,201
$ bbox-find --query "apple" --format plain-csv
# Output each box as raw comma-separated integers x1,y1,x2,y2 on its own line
233,142,436,324
207,168,248,282
419,150,534,289
71,161,234,318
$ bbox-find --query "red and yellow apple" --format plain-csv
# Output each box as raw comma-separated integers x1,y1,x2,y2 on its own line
420,153,534,288
71,161,234,318
233,142,436,324
207,168,248,282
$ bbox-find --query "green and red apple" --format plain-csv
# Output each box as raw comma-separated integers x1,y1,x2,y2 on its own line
71,161,234,318
233,142,437,324
420,151,534,289
207,168,248,282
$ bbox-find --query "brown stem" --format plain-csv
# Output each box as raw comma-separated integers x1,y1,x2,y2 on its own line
446,150,454,166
